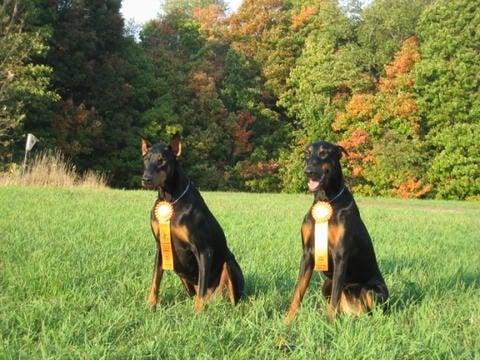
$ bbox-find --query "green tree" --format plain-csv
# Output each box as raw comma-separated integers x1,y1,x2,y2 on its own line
357,0,433,78
415,0,480,199
162,0,226,15
278,1,368,191
27,0,155,187
334,37,431,198
141,12,234,189
0,0,57,165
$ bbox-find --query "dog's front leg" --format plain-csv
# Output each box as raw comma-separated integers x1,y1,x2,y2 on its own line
148,248,164,309
194,247,212,313
285,250,314,323
328,250,348,319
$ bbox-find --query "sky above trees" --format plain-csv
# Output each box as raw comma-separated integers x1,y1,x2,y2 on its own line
121,0,243,23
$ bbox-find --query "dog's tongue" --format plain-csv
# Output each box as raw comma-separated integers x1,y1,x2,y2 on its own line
308,178,320,192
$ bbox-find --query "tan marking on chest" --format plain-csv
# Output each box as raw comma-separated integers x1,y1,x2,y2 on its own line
171,225,190,244
301,223,313,246
328,223,345,248
151,218,190,244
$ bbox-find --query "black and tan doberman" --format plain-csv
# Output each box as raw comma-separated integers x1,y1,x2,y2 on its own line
286,141,388,322
141,134,244,311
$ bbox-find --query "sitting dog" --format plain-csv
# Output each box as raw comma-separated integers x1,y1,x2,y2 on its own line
141,134,244,311
285,141,388,322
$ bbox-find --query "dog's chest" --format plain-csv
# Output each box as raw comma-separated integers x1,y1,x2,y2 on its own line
171,224,191,244
328,222,345,248
301,220,345,249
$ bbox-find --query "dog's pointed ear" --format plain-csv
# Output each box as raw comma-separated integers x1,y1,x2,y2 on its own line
141,138,151,157
336,144,348,159
169,133,182,157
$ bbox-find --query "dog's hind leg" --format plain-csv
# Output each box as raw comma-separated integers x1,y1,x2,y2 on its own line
148,250,164,309
230,257,245,303
336,283,388,315
363,282,389,311
180,277,196,297
322,278,332,299
338,288,364,315
220,257,244,305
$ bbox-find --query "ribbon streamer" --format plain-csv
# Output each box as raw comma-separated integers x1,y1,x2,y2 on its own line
311,202,333,272
155,202,174,270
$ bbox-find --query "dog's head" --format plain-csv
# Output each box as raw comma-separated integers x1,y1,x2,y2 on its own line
305,141,347,192
141,134,182,190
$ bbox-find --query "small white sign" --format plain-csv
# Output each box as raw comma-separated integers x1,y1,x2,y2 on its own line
25,133,38,152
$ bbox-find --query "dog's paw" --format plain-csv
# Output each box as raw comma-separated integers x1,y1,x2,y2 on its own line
327,304,337,321
147,294,158,310
194,295,204,313
284,311,295,325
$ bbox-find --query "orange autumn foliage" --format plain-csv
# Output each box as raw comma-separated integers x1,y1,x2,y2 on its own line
352,166,364,177
395,177,432,198
385,37,420,78
379,36,420,93
190,71,216,99
291,6,318,31
333,37,422,195
333,94,374,131
192,4,225,38
241,160,280,179
346,94,375,118
228,0,283,38
337,129,371,161
231,111,255,156
228,0,284,56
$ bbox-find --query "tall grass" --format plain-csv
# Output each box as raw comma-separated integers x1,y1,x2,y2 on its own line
0,151,106,188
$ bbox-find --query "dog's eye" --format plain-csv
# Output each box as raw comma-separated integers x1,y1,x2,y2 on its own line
318,149,329,158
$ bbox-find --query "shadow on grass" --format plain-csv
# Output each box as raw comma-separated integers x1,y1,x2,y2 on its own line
243,270,327,309
381,257,480,313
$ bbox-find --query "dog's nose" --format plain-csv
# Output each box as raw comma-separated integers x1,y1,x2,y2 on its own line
305,168,316,177
142,176,152,186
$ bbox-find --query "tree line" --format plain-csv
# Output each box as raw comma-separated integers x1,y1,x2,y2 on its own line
0,0,478,199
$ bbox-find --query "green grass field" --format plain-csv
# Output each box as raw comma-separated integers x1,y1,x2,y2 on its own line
1,187,479,359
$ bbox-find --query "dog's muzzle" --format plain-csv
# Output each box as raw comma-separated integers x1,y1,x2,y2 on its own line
305,170,325,192
142,176,153,188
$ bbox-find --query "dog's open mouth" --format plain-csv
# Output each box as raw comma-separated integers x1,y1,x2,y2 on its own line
141,180,155,189
308,178,320,192
307,175,324,192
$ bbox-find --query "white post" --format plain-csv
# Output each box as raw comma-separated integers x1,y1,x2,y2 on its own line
22,133,38,174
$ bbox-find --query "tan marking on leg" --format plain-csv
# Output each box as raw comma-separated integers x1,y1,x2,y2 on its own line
147,289,157,307
215,263,229,298
224,263,237,304
338,291,364,315
194,295,204,313
334,288,375,316
285,268,313,323
361,289,375,311
147,254,163,309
